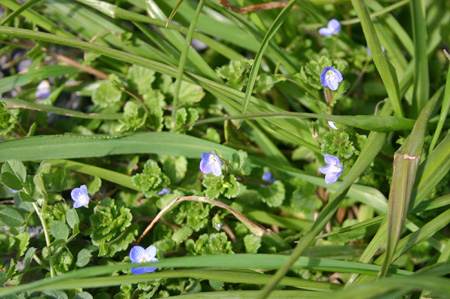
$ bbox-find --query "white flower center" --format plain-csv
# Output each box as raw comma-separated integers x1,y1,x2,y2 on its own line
326,70,336,82
79,193,88,202
329,165,341,173
209,154,217,164
137,254,152,263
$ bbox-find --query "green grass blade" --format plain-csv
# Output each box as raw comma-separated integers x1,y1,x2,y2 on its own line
31,270,339,292
319,276,450,299
257,104,392,299
380,88,441,277
410,0,429,117
429,65,450,151
0,254,412,296
0,132,237,163
1,0,75,38
194,112,415,132
241,0,296,114
0,0,44,26
0,66,81,94
2,99,121,120
49,159,136,190
352,0,404,117
0,26,319,153
172,0,205,118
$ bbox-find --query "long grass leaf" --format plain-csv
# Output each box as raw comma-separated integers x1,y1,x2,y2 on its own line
380,87,441,277
257,103,392,298
351,0,404,117
242,0,296,114
2,99,121,120
410,0,429,117
172,0,205,118
429,65,450,151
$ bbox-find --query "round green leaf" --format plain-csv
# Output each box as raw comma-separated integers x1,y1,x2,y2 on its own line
50,221,69,240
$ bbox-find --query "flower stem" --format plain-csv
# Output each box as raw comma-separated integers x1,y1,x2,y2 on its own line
32,202,55,277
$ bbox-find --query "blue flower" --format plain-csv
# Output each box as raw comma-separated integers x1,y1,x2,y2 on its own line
129,245,158,275
71,185,89,208
320,67,343,91
157,188,171,195
36,80,51,99
200,152,222,177
319,19,341,37
262,171,276,184
328,121,338,130
319,154,343,184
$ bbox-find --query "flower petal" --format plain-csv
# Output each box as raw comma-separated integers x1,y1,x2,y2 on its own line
325,173,339,184
328,121,338,130
130,246,145,263
328,19,341,34
319,28,332,37
324,154,339,166
145,245,157,259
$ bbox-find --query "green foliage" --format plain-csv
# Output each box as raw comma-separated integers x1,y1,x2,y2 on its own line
321,127,366,160
127,65,156,95
92,82,122,108
0,102,19,136
216,59,285,93
1,159,26,191
89,198,138,257
179,201,210,232
244,234,261,253
289,180,322,213
186,232,233,255
132,159,170,197
255,180,286,207
202,174,241,199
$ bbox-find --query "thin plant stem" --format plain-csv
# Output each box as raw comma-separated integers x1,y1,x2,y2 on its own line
135,196,267,244
32,202,55,277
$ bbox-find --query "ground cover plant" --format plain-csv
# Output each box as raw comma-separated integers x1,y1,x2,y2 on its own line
0,0,450,298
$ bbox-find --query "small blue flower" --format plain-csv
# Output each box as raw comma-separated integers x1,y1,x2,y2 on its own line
200,152,222,177
157,188,171,195
262,171,276,184
319,154,343,184
71,185,89,208
129,245,158,275
320,67,343,91
319,19,341,37
36,80,51,99
328,121,338,130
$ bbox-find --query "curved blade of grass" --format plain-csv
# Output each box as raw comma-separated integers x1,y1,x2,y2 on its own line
0,26,319,153
49,159,136,190
172,0,205,118
352,0,404,117
242,0,295,114
380,87,442,278
194,112,415,132
144,0,218,80
0,66,81,94
0,254,412,297
2,99,122,120
429,65,450,151
410,0,429,117
412,131,450,208
0,0,43,26
367,1,414,57
29,270,339,293
318,276,450,299
166,0,183,27
0,132,237,163
1,0,75,38
257,104,392,299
